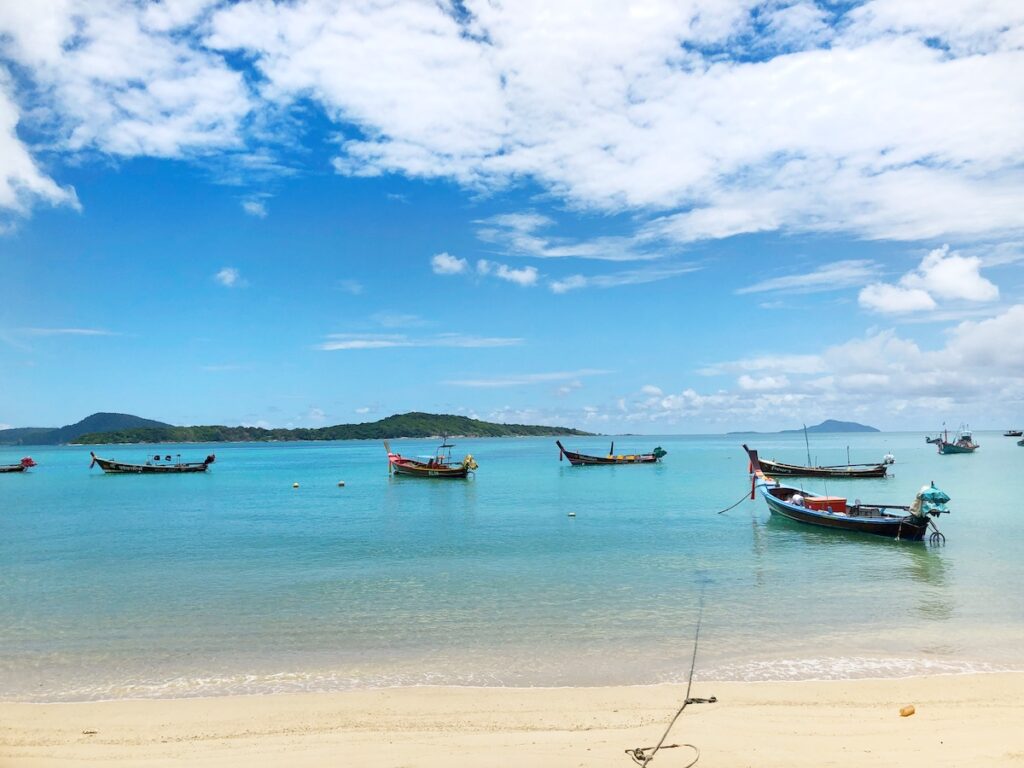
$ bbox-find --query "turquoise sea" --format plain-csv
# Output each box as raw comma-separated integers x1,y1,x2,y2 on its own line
2,432,1022,701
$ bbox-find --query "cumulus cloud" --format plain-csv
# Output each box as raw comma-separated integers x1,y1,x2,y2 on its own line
241,198,267,217
476,259,539,286
2,1,1020,246
431,252,468,275
214,266,242,287
628,304,1024,427
858,245,998,313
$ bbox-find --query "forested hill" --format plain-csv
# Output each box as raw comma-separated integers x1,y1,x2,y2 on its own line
72,412,593,444
0,413,172,445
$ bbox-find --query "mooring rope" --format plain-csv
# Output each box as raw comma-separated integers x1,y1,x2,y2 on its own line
716,488,753,514
625,598,715,767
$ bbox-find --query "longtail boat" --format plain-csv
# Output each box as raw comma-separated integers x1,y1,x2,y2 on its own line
556,440,666,466
385,438,477,478
935,427,978,455
744,446,949,542
1,457,36,473
925,435,942,444
89,452,215,474
1003,430,1022,437
1018,438,1024,447
742,443,891,479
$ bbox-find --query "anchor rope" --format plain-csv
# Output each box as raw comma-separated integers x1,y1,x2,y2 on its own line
625,596,714,767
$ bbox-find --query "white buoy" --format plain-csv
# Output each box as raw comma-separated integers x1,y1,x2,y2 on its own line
338,481,346,487
292,482,299,489
568,511,576,517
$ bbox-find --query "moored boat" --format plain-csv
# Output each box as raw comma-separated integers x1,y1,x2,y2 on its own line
1003,430,1022,437
385,438,477,478
1,457,36,473
744,447,949,542
89,452,215,474
743,443,890,479
935,426,978,455
556,440,666,466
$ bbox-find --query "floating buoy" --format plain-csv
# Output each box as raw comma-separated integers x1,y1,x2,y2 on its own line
900,705,915,717
568,511,576,518
292,482,299,489
338,481,346,487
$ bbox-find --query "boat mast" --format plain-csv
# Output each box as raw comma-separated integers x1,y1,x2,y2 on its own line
803,424,812,466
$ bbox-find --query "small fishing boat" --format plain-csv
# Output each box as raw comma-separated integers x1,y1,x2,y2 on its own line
743,443,891,479
89,452,215,474
744,447,949,542
1003,430,1022,437
1,457,36,473
936,426,978,455
385,438,477,478
925,435,943,444
556,440,666,466
1018,438,1024,447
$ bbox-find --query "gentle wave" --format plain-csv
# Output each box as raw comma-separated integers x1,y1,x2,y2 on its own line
19,657,1019,702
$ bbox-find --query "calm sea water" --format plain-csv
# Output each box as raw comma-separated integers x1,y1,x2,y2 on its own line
2,432,1022,701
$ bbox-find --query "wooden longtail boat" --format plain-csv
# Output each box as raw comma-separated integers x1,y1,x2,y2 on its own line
1,457,36,473
935,427,978,455
556,440,666,466
744,447,949,542
89,452,215,474
384,438,477,478
925,435,943,444
743,443,890,479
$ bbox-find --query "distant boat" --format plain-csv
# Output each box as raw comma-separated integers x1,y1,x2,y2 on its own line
89,452,215,474
743,443,890,479
1018,438,1024,447
385,438,477,478
1,457,36,473
925,435,943,444
556,440,666,466
1003,430,1022,437
746,447,949,542
935,426,979,455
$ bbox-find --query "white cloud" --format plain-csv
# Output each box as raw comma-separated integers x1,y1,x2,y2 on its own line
20,327,118,337
858,245,998,313
737,259,880,294
1,1,1022,248
445,369,610,388
476,259,538,286
317,332,522,351
214,267,242,287
858,282,937,314
431,252,468,275
0,70,79,223
549,263,699,293
241,198,267,217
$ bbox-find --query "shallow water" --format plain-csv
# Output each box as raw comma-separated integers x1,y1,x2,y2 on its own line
2,432,1021,701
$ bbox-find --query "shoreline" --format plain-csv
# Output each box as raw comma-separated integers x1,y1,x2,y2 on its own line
3,673,1021,766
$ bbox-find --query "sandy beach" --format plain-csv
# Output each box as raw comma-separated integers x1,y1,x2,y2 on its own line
2,673,1021,767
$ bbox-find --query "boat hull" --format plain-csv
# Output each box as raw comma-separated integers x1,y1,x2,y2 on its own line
937,442,978,454
390,460,470,478
91,456,211,474
754,457,887,479
0,464,27,473
556,440,663,466
760,485,928,541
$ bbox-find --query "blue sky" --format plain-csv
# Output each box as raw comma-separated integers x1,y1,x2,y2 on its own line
1,1,1022,433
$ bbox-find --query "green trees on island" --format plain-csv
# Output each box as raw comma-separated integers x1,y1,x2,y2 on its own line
72,412,593,444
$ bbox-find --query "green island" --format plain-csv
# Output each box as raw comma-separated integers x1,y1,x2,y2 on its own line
71,412,593,444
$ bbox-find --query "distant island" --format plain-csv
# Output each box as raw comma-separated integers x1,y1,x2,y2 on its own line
0,413,172,445
0,411,594,445
729,419,880,435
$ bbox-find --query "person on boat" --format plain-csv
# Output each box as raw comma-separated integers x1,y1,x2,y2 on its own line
791,493,805,507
